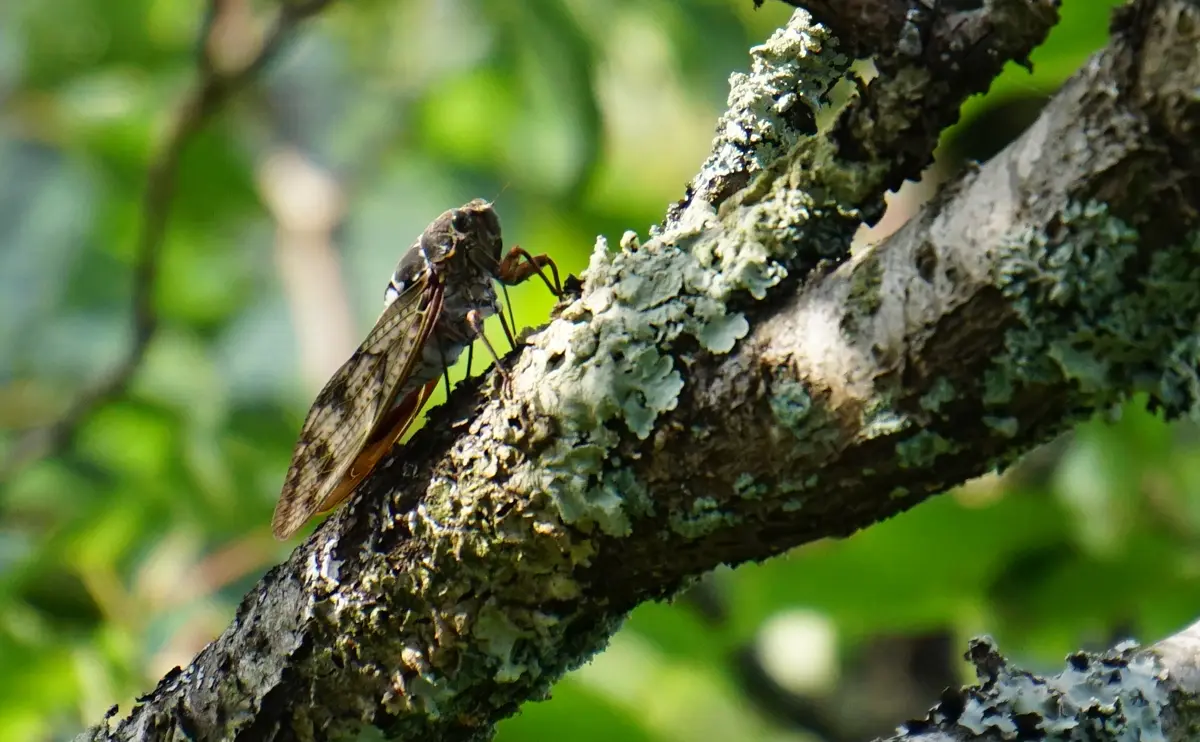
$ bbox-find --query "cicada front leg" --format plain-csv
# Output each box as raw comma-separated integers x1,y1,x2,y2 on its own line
493,245,562,353
497,246,562,296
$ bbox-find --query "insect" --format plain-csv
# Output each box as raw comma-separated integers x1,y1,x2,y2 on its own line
271,198,560,540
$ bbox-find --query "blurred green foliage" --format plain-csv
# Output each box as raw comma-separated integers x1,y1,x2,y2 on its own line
2,0,1193,740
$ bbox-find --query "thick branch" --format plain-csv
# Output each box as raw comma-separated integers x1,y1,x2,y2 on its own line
82,0,1200,740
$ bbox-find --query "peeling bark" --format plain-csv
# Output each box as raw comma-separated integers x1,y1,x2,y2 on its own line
80,0,1200,740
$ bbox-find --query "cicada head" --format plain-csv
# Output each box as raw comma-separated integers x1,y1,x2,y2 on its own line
382,199,501,306
449,198,504,276
423,199,502,266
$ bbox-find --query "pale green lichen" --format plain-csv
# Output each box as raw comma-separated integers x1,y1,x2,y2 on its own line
525,442,653,537
778,473,818,494
392,673,454,718
983,415,1020,438
1145,249,1200,419
587,467,655,536
519,194,840,528
842,250,884,336
861,400,911,440
920,377,956,414
669,497,739,538
699,312,752,353
1164,335,1200,419
733,473,769,500
473,601,534,684
526,233,757,444
982,367,1017,407
990,201,1200,427
769,377,813,432
769,377,842,460
989,202,1140,406
895,430,958,469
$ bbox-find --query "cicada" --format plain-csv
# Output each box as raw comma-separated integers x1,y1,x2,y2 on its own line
271,198,559,540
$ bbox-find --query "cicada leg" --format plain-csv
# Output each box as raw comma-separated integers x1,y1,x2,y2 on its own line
432,332,454,398
497,284,519,351
495,245,561,351
497,245,562,296
466,309,513,391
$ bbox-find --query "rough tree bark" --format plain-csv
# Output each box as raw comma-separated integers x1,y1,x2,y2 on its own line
81,0,1200,740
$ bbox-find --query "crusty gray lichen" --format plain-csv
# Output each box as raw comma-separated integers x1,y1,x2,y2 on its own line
689,14,848,206
906,637,1171,742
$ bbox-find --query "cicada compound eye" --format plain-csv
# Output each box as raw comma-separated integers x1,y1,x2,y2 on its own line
451,209,472,234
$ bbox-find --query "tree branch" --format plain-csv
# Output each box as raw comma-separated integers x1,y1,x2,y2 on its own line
893,619,1200,741
1,0,337,480
80,0,1200,739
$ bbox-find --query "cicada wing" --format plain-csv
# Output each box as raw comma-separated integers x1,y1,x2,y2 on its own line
271,280,446,540
313,377,439,514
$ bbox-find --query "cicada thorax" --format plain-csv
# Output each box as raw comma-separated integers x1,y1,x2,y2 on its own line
377,201,505,415
397,196,569,406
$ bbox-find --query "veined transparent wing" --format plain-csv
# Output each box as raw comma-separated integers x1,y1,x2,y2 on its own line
271,279,446,540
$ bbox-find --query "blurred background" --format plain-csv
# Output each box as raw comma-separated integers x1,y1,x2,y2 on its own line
2,0,1195,740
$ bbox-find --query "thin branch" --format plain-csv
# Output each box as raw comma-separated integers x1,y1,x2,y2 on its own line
891,620,1200,742
0,0,337,480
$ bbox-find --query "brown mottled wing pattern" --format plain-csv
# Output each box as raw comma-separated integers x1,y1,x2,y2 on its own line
313,376,439,515
271,279,446,540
